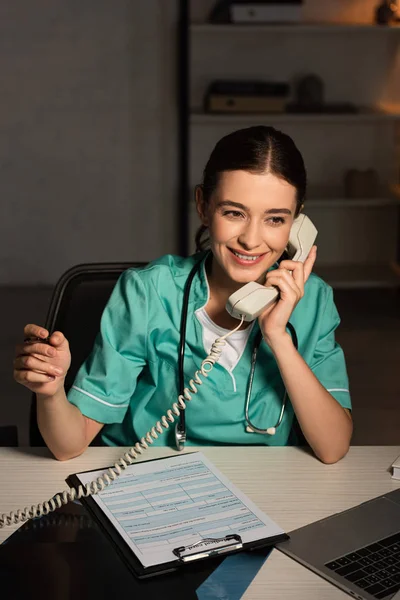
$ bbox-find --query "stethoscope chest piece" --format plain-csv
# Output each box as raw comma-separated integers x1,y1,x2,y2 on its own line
175,423,186,452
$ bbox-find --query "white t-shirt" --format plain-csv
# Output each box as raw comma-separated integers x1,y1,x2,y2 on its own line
195,307,254,382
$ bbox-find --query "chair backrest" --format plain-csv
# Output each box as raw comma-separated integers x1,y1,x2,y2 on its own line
30,262,145,446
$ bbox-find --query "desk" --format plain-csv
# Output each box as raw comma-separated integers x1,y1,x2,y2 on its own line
1,445,399,599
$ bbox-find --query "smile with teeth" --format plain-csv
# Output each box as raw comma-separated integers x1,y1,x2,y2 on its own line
231,250,264,261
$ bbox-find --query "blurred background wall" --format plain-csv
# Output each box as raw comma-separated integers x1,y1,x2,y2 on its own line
0,0,178,286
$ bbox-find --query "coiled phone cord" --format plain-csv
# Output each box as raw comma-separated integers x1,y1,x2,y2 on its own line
0,317,245,529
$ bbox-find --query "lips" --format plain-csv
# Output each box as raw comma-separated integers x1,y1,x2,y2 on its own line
228,247,267,266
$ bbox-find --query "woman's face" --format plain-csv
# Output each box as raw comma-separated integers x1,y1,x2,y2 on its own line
197,170,298,287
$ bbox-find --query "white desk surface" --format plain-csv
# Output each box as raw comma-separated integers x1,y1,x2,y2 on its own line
1,445,399,599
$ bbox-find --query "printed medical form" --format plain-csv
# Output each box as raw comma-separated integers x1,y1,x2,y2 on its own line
74,452,284,567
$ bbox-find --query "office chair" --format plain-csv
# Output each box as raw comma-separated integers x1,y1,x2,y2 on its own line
29,262,145,446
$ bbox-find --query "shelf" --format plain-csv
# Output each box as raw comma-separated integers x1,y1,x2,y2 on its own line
185,11,400,262
307,198,400,208
190,108,400,125
306,186,400,208
190,23,400,34
314,263,400,289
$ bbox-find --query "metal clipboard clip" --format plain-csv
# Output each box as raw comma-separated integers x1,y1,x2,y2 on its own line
173,534,243,563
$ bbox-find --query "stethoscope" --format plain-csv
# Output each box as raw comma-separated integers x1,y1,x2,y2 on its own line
175,254,298,451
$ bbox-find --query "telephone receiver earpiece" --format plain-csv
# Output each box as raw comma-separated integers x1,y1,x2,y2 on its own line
226,214,318,322
286,213,318,263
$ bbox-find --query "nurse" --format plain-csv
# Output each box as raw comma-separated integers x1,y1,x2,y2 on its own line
14,126,352,463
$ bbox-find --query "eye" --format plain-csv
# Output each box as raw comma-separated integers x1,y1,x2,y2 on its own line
223,210,245,219
266,216,285,226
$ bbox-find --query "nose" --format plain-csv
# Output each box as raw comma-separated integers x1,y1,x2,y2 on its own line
237,219,264,251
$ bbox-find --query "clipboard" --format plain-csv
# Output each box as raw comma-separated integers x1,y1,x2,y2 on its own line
66,452,289,579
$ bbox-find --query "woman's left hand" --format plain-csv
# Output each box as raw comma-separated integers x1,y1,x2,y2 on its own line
259,245,317,347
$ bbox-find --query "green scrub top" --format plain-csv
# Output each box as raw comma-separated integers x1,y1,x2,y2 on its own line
67,252,351,447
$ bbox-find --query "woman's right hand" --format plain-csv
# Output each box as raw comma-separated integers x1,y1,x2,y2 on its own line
13,324,72,398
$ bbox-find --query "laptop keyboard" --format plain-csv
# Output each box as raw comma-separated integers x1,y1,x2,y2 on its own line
325,531,400,599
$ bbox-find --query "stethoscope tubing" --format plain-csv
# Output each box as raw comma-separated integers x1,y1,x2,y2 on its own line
176,255,298,449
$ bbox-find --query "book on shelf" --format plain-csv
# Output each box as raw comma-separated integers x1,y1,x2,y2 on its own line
208,0,303,24
230,1,303,24
206,95,287,113
204,80,289,114
206,80,289,95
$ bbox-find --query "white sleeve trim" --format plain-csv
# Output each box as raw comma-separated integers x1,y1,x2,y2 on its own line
71,385,130,408
327,388,350,393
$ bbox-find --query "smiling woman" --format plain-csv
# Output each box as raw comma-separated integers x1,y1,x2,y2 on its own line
195,126,306,255
14,125,352,465
194,127,307,330
197,170,297,286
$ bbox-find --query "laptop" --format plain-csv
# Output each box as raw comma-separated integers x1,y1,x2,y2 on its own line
276,488,400,600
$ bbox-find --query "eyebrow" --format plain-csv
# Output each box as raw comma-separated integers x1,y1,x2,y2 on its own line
216,200,292,215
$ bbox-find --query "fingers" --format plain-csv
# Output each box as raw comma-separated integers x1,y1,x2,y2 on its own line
302,245,317,281
15,325,69,393
23,324,49,341
23,325,67,346
278,260,303,293
21,325,68,350
15,325,68,380
14,355,64,377
48,331,68,348
15,342,56,359
265,271,302,307
14,369,56,384
280,245,317,275
279,245,317,289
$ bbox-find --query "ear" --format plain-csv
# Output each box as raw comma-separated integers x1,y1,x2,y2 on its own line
195,185,209,226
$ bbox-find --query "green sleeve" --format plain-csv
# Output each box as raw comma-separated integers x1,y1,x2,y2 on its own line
310,286,352,410
67,269,148,423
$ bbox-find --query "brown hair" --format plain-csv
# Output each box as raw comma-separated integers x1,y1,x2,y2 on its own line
195,125,307,252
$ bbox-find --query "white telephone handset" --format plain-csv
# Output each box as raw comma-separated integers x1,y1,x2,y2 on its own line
226,214,318,322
